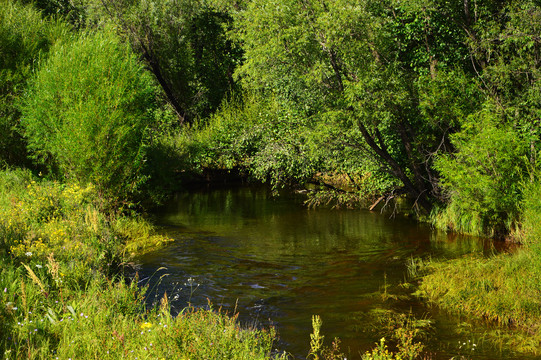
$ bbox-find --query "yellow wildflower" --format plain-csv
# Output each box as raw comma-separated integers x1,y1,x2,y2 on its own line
140,322,153,330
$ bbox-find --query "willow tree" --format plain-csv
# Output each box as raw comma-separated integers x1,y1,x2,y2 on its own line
233,0,479,211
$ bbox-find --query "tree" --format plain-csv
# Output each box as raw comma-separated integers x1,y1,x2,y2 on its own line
432,0,541,235
233,0,479,212
84,0,241,123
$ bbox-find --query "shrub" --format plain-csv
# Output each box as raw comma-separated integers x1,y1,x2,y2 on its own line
434,110,530,237
0,0,71,167
20,27,160,202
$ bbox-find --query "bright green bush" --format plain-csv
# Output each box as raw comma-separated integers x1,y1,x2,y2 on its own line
433,110,530,237
20,28,160,202
182,92,321,188
0,0,71,167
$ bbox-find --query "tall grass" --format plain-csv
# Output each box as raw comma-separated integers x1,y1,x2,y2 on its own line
416,180,541,355
519,180,541,248
430,202,486,237
0,169,284,359
1,258,283,359
416,250,541,354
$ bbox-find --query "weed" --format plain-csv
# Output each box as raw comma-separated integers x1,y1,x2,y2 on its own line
307,315,346,360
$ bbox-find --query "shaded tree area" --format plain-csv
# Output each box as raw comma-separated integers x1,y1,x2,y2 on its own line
211,0,541,236
229,0,483,213
82,0,242,123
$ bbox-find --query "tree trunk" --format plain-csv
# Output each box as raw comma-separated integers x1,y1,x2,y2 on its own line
356,120,433,212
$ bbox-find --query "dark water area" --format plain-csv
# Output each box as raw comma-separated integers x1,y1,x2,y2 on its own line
136,185,531,359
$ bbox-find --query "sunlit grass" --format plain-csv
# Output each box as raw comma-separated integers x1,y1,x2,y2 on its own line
415,249,541,354
417,179,541,355
0,169,285,359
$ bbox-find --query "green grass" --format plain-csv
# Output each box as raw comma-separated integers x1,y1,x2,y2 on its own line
415,249,541,354
0,259,282,359
414,180,541,355
0,169,285,359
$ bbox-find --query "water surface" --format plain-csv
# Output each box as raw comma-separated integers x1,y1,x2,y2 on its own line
137,185,527,359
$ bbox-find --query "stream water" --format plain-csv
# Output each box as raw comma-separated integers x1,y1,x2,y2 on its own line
136,185,530,359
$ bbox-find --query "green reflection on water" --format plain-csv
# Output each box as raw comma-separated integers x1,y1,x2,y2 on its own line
139,185,524,359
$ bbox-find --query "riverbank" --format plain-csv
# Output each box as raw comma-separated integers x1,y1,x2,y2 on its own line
4,167,541,360
0,169,282,359
412,181,541,356
414,249,541,355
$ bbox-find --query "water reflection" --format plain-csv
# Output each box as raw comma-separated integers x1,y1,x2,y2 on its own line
137,185,525,359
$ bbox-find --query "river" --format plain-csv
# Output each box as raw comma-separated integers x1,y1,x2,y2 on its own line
136,185,529,359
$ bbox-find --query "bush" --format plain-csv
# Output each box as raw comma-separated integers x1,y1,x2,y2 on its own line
20,27,160,202
0,0,71,167
434,110,530,237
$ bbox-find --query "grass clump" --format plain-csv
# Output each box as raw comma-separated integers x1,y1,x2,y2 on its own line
0,169,283,359
416,181,541,354
358,310,431,360
415,250,541,354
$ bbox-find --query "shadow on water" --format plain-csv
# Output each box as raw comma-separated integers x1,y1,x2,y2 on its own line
135,185,530,359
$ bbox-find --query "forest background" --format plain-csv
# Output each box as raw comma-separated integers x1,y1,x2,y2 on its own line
2,0,541,358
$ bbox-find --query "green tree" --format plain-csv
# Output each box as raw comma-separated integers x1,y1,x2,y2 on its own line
431,0,541,235
20,28,160,202
233,0,479,211
84,0,241,122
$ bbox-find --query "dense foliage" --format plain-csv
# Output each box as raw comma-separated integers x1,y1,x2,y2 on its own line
14,0,538,236
0,0,71,167
222,0,541,236
80,0,241,122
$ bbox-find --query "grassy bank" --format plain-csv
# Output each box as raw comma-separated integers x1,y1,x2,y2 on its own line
414,182,541,355
0,169,283,359
414,250,541,354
